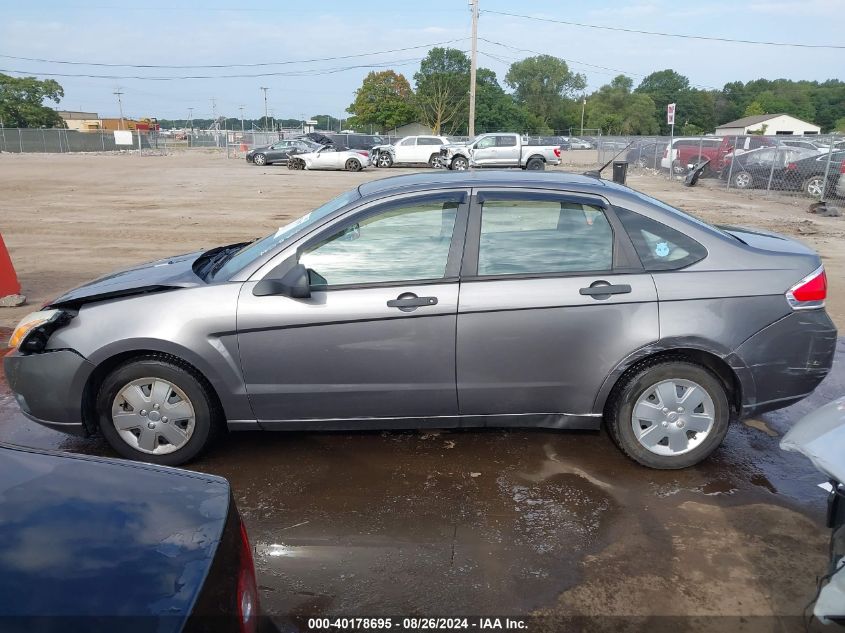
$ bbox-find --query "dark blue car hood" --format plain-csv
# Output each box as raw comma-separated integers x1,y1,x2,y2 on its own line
0,444,230,631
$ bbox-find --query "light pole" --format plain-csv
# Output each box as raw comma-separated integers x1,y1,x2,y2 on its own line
114,88,125,130
468,0,479,137
260,87,269,131
580,95,586,136
239,105,245,133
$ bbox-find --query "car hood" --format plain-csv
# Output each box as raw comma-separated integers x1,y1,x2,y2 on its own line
0,444,230,628
50,250,204,308
781,396,845,483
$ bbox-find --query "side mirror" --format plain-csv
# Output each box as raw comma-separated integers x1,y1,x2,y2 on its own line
253,263,311,298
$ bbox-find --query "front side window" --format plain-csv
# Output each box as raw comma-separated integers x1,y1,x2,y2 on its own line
615,206,707,271
476,137,495,149
301,199,459,287
477,198,613,276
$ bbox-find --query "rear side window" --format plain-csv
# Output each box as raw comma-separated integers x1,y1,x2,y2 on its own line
615,207,706,271
496,135,517,147
477,199,613,276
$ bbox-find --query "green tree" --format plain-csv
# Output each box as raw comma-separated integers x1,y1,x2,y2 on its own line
347,70,417,133
474,67,528,134
504,55,586,128
744,101,766,116
413,48,471,135
585,75,658,135
834,116,845,132
0,74,64,128
635,69,691,133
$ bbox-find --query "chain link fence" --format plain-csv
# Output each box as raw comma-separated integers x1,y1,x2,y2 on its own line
0,128,168,155
593,134,845,200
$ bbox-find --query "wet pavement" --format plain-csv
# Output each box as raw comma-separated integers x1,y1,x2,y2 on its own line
1,327,843,628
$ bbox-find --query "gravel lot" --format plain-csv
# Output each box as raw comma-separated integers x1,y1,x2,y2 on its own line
1,151,842,630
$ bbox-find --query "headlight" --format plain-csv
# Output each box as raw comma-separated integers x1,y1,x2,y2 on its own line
9,309,67,350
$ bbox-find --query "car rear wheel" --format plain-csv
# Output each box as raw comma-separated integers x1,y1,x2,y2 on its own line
451,156,469,171
606,359,730,469
252,153,266,166
345,158,362,172
377,152,393,168
732,170,753,189
97,356,219,466
526,157,545,170
803,176,825,198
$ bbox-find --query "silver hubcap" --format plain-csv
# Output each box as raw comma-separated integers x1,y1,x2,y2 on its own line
255,155,265,165
454,159,467,170
807,179,823,197
378,154,391,167
735,173,751,188
631,379,715,456
111,378,196,455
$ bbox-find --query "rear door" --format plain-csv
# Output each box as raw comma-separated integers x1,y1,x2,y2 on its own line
456,189,659,418
394,137,417,163
495,135,520,165
237,191,470,424
417,137,444,163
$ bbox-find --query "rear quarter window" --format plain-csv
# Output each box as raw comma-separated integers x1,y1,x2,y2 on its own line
615,206,707,271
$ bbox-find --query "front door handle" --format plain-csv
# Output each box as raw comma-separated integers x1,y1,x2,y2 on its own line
387,293,438,312
579,283,632,298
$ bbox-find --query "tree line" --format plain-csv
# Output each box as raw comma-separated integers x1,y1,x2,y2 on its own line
3,52,845,135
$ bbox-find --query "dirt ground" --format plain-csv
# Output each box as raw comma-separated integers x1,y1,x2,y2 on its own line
1,152,843,629
1,151,843,329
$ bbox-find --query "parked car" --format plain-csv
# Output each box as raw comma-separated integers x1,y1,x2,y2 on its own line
780,397,845,625
4,172,836,470
779,138,829,154
665,136,773,175
439,133,561,170
720,146,843,196
370,135,450,168
287,146,370,171
626,142,663,168
836,160,845,198
568,137,593,150
527,135,570,151
246,138,320,166
0,442,260,633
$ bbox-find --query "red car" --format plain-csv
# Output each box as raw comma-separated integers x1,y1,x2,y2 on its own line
665,136,774,175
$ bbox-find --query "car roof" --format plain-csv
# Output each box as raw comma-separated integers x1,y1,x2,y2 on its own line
357,170,619,199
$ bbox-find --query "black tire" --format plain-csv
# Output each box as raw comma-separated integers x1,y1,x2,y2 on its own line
451,156,469,171
345,158,362,172
802,175,825,198
525,157,545,170
96,356,220,466
376,152,393,168
252,153,267,166
605,358,730,469
732,170,754,189
671,159,687,175
428,153,440,168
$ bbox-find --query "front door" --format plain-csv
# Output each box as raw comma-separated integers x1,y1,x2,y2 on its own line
393,137,417,163
237,191,469,424
456,190,659,418
470,136,497,166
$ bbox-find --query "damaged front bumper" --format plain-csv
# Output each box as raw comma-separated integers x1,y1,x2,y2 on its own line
3,349,95,436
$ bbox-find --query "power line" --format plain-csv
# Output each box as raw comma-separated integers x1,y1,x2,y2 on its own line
0,38,468,69
483,9,845,50
0,56,431,81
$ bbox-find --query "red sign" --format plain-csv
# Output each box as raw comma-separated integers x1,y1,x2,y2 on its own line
667,103,676,125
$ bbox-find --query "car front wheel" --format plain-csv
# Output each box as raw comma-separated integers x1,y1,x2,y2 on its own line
803,176,825,198
732,170,753,189
97,356,219,466
606,358,730,469
451,156,469,171
252,153,266,166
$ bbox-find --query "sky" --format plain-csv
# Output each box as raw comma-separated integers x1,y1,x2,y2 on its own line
1,0,843,123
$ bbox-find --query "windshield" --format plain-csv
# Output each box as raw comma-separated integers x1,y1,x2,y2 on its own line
211,188,361,280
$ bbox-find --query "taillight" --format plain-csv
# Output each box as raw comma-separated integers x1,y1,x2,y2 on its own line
663,147,668,158
554,147,561,158
840,162,845,174
237,516,259,633
786,266,826,310
786,162,797,171
357,151,369,157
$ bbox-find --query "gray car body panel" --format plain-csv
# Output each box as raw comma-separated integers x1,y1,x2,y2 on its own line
3,171,836,436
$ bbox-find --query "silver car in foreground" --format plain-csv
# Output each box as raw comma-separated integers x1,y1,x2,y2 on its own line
4,171,837,468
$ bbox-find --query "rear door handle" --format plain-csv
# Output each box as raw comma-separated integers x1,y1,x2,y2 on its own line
387,293,438,311
579,283,632,297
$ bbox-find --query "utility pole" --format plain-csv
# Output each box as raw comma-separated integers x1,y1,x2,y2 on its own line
211,97,217,127
114,88,125,130
580,95,586,136
468,0,479,138
260,87,269,131
187,107,193,131
239,105,245,133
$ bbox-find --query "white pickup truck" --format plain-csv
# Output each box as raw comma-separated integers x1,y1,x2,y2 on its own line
439,133,562,170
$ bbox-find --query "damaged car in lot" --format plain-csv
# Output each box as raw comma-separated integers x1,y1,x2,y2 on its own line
0,442,260,633
246,138,321,166
287,145,370,171
3,171,837,469
370,135,450,168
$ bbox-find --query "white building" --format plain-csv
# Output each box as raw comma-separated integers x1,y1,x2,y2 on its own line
715,113,820,136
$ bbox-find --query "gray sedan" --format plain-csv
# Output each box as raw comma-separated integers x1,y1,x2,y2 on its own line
4,172,837,469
